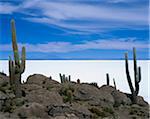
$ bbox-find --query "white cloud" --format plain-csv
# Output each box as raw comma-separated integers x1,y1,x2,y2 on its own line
107,0,133,3
0,38,149,53
0,2,18,14
22,0,147,22
0,0,148,33
106,0,146,3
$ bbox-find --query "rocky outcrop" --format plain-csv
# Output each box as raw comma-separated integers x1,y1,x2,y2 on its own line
25,90,63,106
0,74,149,119
47,103,92,119
14,102,49,119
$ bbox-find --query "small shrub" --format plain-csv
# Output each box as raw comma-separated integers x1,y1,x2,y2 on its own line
60,83,75,103
14,98,25,107
89,107,106,118
1,81,8,87
103,107,114,114
0,87,6,93
47,86,53,91
0,82,10,93
2,99,16,113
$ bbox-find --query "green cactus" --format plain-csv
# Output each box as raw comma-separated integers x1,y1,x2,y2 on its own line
9,19,26,98
106,73,110,85
125,47,141,103
59,73,71,83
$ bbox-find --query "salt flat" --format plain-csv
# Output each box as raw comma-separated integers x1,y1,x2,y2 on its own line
0,60,149,103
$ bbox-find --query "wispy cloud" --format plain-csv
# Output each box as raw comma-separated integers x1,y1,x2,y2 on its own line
0,38,149,53
0,2,18,14
0,0,148,33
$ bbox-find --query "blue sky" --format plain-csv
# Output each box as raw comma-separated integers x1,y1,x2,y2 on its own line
0,0,149,60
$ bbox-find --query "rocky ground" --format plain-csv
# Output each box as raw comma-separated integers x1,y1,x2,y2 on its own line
0,73,149,119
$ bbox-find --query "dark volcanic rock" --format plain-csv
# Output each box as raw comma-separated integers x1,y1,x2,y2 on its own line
25,89,63,106
74,83,101,101
111,90,131,106
0,74,9,85
136,96,148,107
26,74,59,86
47,103,92,119
14,102,49,119
0,74,149,119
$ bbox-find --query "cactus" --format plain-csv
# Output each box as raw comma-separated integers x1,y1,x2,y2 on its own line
49,76,52,80
113,78,116,89
125,47,141,103
59,73,71,83
66,90,73,103
9,19,26,98
106,73,110,85
77,79,80,84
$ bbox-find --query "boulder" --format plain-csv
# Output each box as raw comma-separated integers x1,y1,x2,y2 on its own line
99,85,115,105
0,74,9,85
73,84,115,107
136,96,148,107
74,84,100,101
99,85,116,93
22,84,43,94
14,102,49,118
111,90,131,106
71,103,93,119
26,74,61,92
25,89,63,106
26,74,59,85
48,103,92,119
26,74,49,85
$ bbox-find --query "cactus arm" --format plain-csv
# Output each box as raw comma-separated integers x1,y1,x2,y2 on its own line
135,67,141,95
125,53,135,94
63,74,65,83
138,67,141,83
59,73,62,83
11,19,20,66
133,47,138,89
20,46,26,73
133,48,141,96
113,78,116,89
68,75,71,82
137,66,141,83
106,73,110,85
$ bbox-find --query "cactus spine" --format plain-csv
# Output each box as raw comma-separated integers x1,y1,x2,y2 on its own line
125,47,141,103
9,19,26,98
106,73,110,85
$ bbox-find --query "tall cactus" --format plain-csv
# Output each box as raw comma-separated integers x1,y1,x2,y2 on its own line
106,73,110,85
125,47,141,103
9,19,26,98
